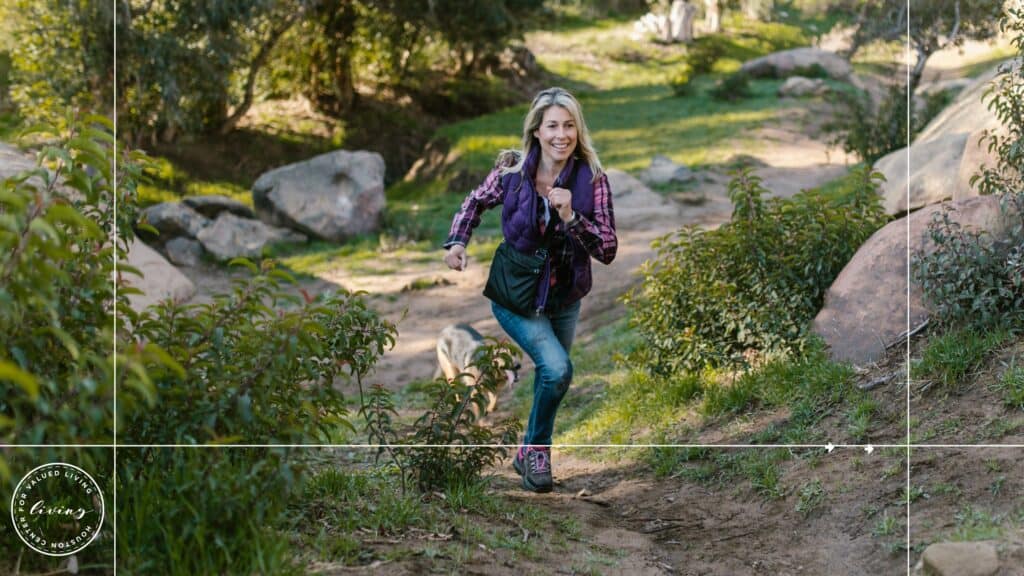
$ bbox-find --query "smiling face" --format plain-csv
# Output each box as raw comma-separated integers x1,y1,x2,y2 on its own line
533,105,577,168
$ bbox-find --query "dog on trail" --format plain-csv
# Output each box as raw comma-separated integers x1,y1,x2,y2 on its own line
436,323,520,417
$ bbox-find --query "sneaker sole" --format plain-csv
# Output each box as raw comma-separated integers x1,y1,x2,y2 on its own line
522,475,553,493
513,456,524,476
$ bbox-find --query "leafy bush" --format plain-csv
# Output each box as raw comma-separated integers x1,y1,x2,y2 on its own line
685,35,729,75
710,71,752,101
363,341,522,493
912,207,1024,330
0,114,125,444
624,167,887,374
824,83,910,164
118,262,397,444
974,5,1024,198
669,64,695,97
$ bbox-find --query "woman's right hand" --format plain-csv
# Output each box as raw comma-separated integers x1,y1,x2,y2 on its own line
444,244,468,271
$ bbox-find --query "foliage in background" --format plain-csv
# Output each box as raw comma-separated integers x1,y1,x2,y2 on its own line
624,167,886,374
710,70,753,101
0,0,114,125
914,6,1024,331
823,83,909,164
0,114,123,445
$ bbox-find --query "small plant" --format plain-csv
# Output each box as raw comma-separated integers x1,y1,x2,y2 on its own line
669,64,694,97
873,512,898,537
992,359,1024,410
710,71,752,102
824,83,910,164
795,479,825,517
685,35,728,75
744,452,785,500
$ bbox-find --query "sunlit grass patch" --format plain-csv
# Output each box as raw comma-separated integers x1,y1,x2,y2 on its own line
912,326,1013,389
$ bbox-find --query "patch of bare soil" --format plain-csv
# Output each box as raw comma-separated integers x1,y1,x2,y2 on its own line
909,447,1024,574
323,448,907,575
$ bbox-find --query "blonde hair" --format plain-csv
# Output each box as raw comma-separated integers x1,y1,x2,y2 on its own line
498,87,603,182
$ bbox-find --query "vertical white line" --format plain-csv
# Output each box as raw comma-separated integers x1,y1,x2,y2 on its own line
112,0,118,572
905,0,913,573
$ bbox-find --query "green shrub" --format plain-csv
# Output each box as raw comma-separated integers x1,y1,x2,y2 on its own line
685,35,729,75
974,5,1024,198
624,167,887,374
669,64,695,97
993,360,1024,410
0,114,124,444
824,83,910,164
364,341,523,493
710,71,752,101
118,263,397,444
912,206,1024,330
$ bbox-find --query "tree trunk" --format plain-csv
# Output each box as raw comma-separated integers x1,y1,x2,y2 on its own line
220,15,298,135
704,0,721,33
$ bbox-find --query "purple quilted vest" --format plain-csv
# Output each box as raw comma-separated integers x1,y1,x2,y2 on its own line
499,144,596,311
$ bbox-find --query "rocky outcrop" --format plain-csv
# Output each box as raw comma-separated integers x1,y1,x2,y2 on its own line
917,541,1003,576
252,150,386,242
604,169,682,227
164,237,204,267
140,202,210,242
197,212,307,261
812,195,1020,365
874,134,969,215
740,47,852,80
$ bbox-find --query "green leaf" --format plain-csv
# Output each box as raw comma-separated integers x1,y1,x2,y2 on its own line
0,360,39,400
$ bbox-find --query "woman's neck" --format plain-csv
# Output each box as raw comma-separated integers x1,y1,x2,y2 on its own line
537,156,567,181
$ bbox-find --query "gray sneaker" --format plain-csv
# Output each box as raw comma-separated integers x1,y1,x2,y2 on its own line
515,446,552,493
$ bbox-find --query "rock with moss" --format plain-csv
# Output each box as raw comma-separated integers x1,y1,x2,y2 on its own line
740,47,851,80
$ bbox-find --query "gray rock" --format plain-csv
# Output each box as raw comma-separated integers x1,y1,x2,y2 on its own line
638,155,694,186
921,542,999,576
196,212,307,261
740,47,852,80
874,133,969,215
182,195,255,220
164,237,204,267
252,150,385,242
956,128,1018,202
124,239,196,310
777,76,828,98
0,142,39,184
812,195,1019,365
141,202,210,240
604,169,681,227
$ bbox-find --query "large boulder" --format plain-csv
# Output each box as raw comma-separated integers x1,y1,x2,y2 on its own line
919,542,1000,576
140,202,210,241
740,47,852,80
812,195,1020,365
182,195,255,220
124,239,196,310
252,150,385,242
874,134,969,215
196,212,307,261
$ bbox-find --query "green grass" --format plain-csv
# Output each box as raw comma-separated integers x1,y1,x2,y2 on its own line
912,326,1013,389
991,356,1024,410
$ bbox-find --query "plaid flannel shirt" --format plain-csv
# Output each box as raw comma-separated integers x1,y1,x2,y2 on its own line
444,166,617,269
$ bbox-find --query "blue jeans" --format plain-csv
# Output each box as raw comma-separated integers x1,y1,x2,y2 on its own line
491,300,581,446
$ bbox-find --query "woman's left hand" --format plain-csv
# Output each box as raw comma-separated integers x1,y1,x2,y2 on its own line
548,186,574,222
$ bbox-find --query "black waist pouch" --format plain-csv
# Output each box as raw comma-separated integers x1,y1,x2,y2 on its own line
483,242,547,316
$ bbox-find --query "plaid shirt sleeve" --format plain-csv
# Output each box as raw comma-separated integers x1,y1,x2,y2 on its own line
567,172,616,264
443,167,505,248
